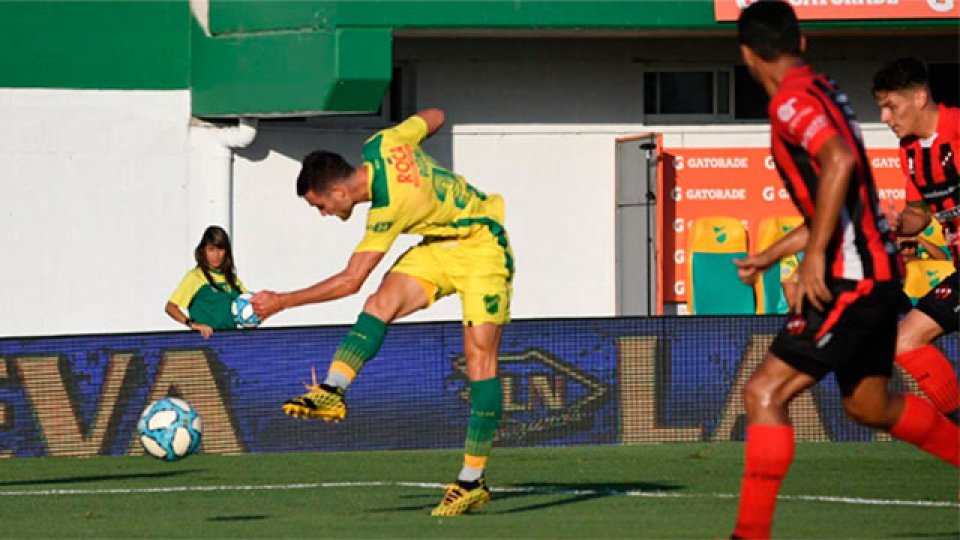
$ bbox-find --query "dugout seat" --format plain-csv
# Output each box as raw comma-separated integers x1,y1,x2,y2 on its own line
754,216,805,314
903,259,955,306
686,216,755,315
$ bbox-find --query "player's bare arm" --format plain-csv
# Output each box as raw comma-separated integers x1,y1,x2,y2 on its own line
734,225,808,285
795,135,855,313
252,250,385,320
415,108,445,137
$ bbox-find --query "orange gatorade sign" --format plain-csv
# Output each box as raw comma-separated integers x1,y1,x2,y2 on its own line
657,147,905,306
714,0,960,21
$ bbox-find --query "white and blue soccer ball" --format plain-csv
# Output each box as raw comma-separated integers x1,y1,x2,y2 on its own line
138,397,202,461
231,292,260,328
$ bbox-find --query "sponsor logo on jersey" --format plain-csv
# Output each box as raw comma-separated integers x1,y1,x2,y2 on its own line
933,284,954,300
778,97,798,123
483,294,501,315
388,144,421,187
786,315,807,336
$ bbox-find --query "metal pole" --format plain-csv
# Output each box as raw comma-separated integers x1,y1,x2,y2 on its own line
640,142,658,317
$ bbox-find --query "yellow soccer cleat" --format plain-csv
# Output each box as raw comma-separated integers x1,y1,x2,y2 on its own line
430,478,491,517
281,368,347,422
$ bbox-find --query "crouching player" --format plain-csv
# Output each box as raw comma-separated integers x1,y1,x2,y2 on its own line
252,108,513,516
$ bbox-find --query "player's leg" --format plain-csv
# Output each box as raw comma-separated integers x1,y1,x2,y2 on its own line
894,273,959,423
460,322,502,478
431,231,512,517
732,353,817,540
431,321,503,517
321,272,431,389
835,283,959,466
282,270,432,420
843,375,959,466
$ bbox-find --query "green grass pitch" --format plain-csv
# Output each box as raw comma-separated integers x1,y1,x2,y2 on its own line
0,443,955,538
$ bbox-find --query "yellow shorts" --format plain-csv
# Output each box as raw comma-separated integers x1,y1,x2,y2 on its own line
390,225,514,326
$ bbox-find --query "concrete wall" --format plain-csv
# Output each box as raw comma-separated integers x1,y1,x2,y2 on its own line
0,89,191,336
5,34,952,335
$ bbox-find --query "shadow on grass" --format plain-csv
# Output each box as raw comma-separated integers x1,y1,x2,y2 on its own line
207,515,269,522
0,470,202,487
374,481,684,514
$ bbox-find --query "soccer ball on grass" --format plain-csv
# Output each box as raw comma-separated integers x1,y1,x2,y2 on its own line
138,397,202,461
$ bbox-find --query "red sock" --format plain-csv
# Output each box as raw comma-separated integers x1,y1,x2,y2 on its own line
732,425,795,539
896,345,960,415
889,393,960,466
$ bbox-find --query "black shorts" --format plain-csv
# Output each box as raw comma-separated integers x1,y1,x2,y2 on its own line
914,270,959,335
769,279,901,396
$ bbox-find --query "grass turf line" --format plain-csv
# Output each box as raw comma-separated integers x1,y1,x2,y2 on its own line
0,442,954,539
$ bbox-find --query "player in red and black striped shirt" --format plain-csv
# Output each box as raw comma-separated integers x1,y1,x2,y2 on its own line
731,3,958,538
873,57,959,425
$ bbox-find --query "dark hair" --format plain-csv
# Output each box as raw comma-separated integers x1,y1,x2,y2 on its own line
737,1,802,62
194,225,240,293
296,151,355,197
872,57,929,95
899,240,918,250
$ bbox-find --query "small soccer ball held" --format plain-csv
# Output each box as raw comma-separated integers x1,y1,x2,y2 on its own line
138,397,202,461
232,292,260,328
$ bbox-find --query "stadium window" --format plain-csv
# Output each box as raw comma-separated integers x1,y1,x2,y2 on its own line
929,62,959,108
733,65,769,120
642,67,766,123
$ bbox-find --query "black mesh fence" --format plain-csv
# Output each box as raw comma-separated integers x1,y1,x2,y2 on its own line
0,316,955,457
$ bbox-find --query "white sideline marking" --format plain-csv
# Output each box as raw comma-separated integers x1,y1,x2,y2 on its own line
0,481,954,508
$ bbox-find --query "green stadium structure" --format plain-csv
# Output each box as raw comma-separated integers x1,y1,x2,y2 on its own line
1,1,955,116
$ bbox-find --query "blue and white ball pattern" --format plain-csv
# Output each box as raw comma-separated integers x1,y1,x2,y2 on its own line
231,292,260,328
138,397,202,461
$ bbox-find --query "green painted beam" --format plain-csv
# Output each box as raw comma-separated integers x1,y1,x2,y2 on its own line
204,0,957,35
0,1,189,90
207,1,331,35
191,25,391,117
205,0,719,34
333,0,718,29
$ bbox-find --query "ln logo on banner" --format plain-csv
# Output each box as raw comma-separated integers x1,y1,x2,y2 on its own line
450,348,609,446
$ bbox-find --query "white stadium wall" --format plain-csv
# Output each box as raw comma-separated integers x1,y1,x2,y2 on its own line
5,34,944,336
0,89,192,337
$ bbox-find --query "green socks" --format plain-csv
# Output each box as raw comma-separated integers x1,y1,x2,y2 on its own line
324,312,387,389
463,377,503,464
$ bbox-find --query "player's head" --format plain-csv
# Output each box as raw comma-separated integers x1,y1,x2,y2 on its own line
297,150,357,221
872,57,934,139
195,225,233,271
737,1,804,83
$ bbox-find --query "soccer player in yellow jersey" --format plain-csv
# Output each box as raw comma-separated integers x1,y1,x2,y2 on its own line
251,109,513,516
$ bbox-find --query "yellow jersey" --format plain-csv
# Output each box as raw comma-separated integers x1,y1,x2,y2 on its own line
168,268,247,330
354,115,506,254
